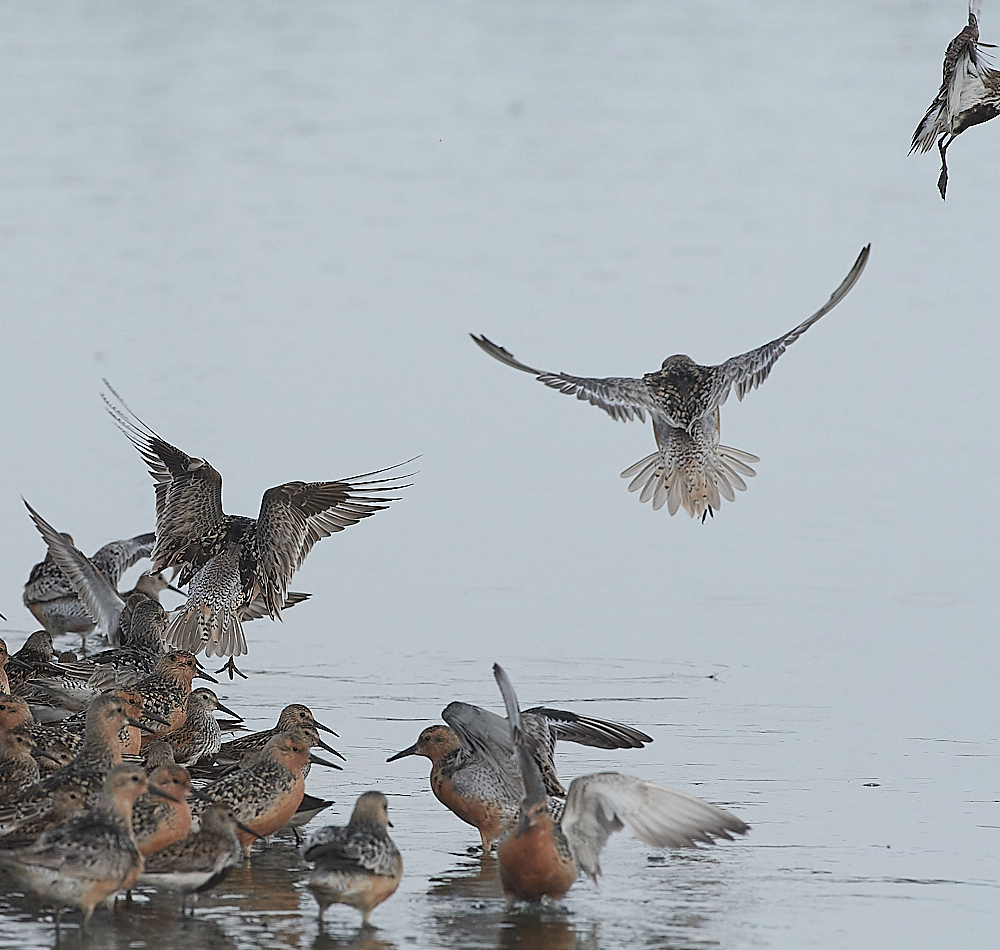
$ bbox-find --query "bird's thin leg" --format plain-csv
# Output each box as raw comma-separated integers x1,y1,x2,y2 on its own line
215,657,248,680
937,133,953,200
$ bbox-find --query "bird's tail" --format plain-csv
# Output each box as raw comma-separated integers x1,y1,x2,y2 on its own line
620,440,758,518
166,593,247,658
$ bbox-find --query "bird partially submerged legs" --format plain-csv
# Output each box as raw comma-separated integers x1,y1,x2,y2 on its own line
216,657,248,680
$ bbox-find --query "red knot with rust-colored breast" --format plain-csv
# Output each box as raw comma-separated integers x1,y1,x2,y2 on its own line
140,687,240,767
138,802,260,914
0,693,148,832
471,245,869,521
21,510,157,646
216,703,342,766
492,664,748,904
0,763,168,932
129,650,217,736
102,383,410,678
388,697,652,850
132,763,193,857
192,726,316,856
301,791,402,926
911,2,1000,198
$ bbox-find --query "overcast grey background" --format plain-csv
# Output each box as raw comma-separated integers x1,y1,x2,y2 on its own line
0,2,997,948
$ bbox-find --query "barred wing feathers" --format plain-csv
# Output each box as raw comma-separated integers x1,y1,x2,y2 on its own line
708,245,869,412
90,534,156,588
254,470,409,618
471,334,657,423
103,385,224,571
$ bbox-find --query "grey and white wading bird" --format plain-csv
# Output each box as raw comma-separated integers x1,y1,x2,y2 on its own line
491,664,749,904
22,526,164,645
101,385,412,678
300,791,403,926
911,2,1000,199
472,245,870,521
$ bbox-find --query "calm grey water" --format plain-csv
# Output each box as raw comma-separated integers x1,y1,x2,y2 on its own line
0,1,998,948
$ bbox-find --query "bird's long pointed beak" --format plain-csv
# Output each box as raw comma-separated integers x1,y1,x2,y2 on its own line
33,749,63,765
236,819,264,840
308,753,343,771
130,713,171,731
313,719,340,738
386,742,420,763
166,583,185,596
315,737,345,761
215,700,242,720
149,786,181,804
195,669,219,684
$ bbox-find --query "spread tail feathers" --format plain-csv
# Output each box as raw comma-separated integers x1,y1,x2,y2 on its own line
620,444,758,518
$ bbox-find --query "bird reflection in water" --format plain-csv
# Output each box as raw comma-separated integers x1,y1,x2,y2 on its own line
425,856,598,950
311,929,397,950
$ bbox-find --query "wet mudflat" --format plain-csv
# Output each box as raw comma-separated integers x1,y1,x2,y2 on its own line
0,0,998,948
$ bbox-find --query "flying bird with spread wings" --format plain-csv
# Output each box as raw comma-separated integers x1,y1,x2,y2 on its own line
473,245,869,521
102,385,411,677
911,2,1000,199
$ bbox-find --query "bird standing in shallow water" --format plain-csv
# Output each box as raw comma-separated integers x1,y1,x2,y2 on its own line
0,763,170,932
301,791,402,927
492,664,748,904
912,2,1000,199
102,385,411,678
472,245,869,520
388,701,651,850
138,803,258,914
22,526,156,646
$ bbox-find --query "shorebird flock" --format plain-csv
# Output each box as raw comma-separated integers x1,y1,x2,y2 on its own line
0,1,988,936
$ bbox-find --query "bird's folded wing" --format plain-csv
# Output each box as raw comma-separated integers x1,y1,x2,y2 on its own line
561,772,750,881
103,385,225,568
90,533,156,587
23,502,125,642
471,334,656,423
708,245,870,412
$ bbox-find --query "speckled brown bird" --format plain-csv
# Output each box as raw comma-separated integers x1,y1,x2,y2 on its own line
0,693,145,832
0,726,43,804
102,384,409,677
138,802,257,913
140,688,240,767
192,726,314,855
911,2,1000,198
132,763,193,857
6,631,54,694
301,791,402,926
215,703,341,765
493,664,748,904
128,651,216,736
0,763,161,932
0,640,10,694
0,786,87,850
471,246,869,520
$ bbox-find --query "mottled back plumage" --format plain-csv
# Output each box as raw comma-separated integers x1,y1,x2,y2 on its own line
102,385,410,659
